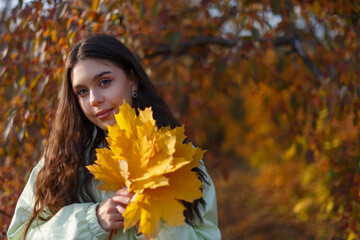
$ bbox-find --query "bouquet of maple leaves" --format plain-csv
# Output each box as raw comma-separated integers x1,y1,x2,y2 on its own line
87,102,205,239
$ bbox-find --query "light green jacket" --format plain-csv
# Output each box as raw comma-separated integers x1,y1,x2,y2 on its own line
7,157,221,240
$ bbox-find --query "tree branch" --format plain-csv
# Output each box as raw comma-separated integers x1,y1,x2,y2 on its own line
292,34,325,80
0,210,10,218
145,35,325,81
145,36,238,58
145,36,294,58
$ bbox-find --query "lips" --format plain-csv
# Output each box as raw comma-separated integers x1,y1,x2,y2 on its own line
95,108,114,120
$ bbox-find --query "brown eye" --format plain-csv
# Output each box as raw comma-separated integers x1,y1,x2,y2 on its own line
76,88,88,96
99,79,111,87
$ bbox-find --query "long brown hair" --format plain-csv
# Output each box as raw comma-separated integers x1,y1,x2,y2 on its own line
24,34,207,238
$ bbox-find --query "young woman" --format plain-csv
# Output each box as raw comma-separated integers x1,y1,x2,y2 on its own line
7,34,221,240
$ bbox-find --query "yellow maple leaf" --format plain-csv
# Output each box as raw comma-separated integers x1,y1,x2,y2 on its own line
87,102,206,239
86,148,128,191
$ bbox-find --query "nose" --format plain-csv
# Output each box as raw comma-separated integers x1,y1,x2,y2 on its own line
89,90,104,106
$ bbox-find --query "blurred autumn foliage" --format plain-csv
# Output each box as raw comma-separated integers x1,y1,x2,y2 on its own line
1,0,360,239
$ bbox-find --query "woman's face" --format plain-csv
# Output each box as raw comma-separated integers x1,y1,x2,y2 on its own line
71,58,136,131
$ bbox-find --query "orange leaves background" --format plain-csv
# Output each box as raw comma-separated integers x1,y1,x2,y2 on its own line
1,0,360,239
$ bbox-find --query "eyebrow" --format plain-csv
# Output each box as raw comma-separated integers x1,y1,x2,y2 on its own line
73,71,112,90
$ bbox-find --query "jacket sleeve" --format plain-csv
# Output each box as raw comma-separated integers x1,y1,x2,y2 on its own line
7,157,110,240
134,162,221,240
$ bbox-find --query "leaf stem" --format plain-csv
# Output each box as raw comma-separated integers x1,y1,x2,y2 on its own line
108,230,115,240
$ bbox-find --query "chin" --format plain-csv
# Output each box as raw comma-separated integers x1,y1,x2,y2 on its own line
94,124,106,131
93,121,108,131
103,120,115,130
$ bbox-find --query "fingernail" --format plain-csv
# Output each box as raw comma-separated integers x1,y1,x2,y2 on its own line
116,205,122,212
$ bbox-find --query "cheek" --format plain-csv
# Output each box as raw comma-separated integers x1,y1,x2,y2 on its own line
121,92,133,109
125,94,133,106
110,86,133,105
77,98,90,115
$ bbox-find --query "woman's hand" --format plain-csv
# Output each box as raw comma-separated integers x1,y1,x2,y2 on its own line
96,187,134,231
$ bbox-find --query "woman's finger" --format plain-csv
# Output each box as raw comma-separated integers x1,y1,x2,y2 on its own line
110,220,125,229
112,195,132,205
115,187,129,195
116,204,127,215
97,197,127,231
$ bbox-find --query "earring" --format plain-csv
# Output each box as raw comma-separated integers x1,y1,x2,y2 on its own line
132,90,138,99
